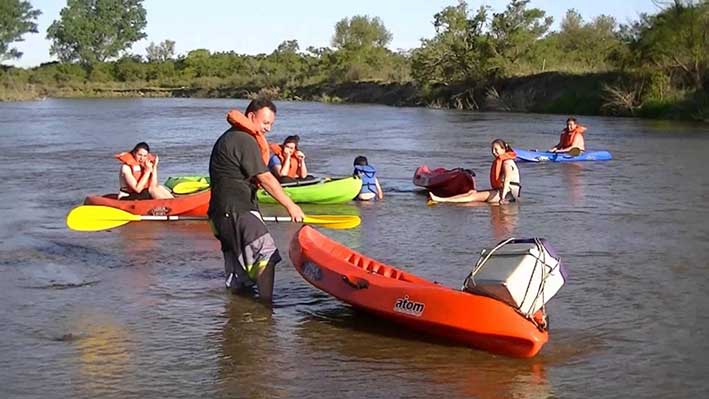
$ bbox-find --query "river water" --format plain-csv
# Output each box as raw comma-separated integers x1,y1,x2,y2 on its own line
0,98,707,398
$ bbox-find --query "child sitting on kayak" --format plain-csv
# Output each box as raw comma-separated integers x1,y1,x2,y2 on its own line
117,142,173,200
353,156,383,201
429,139,520,204
268,135,310,183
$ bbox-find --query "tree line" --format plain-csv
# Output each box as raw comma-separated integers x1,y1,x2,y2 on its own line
1,0,707,119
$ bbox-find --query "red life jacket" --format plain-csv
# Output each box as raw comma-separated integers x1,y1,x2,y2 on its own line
269,143,301,178
490,150,517,190
116,151,155,193
226,110,270,165
559,125,586,148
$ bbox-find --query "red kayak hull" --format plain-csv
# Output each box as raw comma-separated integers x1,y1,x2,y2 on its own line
413,165,476,197
289,226,549,358
84,190,210,216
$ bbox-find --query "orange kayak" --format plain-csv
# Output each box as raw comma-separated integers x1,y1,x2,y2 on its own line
84,190,210,216
289,226,549,358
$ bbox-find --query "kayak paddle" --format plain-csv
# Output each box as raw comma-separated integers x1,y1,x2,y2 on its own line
172,180,210,194
66,205,360,232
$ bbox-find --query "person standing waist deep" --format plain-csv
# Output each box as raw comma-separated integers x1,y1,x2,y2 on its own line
208,98,304,303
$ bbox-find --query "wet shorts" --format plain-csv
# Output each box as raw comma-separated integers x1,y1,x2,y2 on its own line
210,210,282,289
505,182,522,201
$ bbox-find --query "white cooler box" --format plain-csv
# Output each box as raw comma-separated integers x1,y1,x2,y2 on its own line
463,238,567,316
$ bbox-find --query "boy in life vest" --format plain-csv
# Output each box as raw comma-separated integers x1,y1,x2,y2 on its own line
353,156,383,201
116,142,173,200
429,139,520,204
550,117,586,153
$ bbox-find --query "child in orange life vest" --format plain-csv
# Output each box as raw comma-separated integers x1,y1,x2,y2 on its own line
117,142,173,200
550,117,586,153
353,156,383,201
268,135,309,183
429,139,520,204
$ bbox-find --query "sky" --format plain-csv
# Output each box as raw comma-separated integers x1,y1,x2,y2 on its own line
7,0,662,68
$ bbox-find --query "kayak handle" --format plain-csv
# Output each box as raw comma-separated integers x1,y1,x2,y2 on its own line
342,275,369,289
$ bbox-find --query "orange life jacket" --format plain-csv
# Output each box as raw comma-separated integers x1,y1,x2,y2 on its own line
559,125,586,148
115,151,155,192
269,143,302,178
226,110,270,165
490,150,517,190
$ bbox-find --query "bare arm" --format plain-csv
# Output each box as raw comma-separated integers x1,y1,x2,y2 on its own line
298,158,308,178
122,164,152,193
557,134,585,152
256,172,304,221
375,178,384,199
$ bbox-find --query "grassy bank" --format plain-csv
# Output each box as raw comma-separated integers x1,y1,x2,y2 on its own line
2,72,706,122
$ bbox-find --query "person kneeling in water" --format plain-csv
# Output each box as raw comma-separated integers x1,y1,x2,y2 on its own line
430,139,520,204
116,142,173,200
353,156,383,201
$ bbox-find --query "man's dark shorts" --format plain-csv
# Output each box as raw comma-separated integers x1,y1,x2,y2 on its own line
210,210,282,285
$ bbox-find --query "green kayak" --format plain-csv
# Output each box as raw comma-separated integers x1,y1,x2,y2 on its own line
164,175,361,204
257,177,361,204
164,175,208,190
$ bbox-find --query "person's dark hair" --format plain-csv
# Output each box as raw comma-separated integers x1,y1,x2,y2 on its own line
491,139,512,152
566,117,577,123
283,135,300,148
245,98,277,116
131,142,150,155
353,155,368,166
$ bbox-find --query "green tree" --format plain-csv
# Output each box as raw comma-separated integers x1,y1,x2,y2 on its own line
625,0,709,89
551,9,622,71
410,1,491,85
332,15,392,50
330,15,397,82
0,0,41,61
487,0,552,76
46,0,147,67
146,39,175,62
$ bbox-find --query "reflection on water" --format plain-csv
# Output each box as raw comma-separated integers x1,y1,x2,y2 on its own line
74,314,132,397
1,99,708,398
560,163,584,206
489,204,519,242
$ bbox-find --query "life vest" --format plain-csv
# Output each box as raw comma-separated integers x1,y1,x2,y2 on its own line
490,150,517,190
115,151,155,193
226,109,270,165
559,125,586,148
353,165,377,194
269,142,301,178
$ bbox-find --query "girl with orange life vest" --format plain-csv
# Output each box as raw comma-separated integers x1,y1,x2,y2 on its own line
117,142,173,200
550,117,586,153
268,135,309,182
429,139,521,204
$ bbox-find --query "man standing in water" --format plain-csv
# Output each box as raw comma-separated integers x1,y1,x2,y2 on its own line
209,98,304,303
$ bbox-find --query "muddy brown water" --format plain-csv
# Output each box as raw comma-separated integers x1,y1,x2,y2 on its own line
0,98,707,398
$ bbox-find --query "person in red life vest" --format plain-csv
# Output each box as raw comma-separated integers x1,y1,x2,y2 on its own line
430,139,521,204
211,99,304,303
116,142,173,200
268,135,309,182
550,117,586,153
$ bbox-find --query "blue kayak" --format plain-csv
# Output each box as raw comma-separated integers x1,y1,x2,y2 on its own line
514,148,612,162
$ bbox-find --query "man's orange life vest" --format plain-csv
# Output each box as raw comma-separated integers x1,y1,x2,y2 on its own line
269,143,301,178
226,110,270,165
559,125,586,148
490,150,517,190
